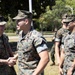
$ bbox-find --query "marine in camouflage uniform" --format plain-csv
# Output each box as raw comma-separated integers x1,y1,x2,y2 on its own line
55,13,70,47
55,27,69,47
55,27,69,63
17,29,48,75
60,14,75,75
62,32,75,75
0,34,16,75
55,14,70,65
0,16,16,75
13,10,49,75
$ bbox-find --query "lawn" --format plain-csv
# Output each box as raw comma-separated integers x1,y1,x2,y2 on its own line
44,54,59,75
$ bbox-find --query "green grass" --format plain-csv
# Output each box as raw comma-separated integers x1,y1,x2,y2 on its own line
6,33,17,36
44,55,59,75
6,31,55,36
43,31,55,35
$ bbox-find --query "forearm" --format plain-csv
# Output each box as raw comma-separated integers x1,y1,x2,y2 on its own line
71,59,75,70
67,59,75,75
59,49,65,68
55,45,60,64
8,53,18,60
74,59,75,68
55,47,60,59
32,51,49,75
13,53,18,60
33,57,49,75
0,54,18,66
0,59,8,65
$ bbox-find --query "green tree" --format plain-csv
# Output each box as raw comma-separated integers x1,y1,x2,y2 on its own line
1,0,75,32
5,15,16,32
38,0,74,31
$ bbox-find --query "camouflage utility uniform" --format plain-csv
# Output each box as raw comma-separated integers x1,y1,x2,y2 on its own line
0,34,16,75
50,44,55,64
55,28,69,50
50,38,55,65
17,29,48,75
62,32,75,75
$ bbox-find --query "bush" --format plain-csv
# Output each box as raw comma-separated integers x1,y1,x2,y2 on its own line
6,15,16,32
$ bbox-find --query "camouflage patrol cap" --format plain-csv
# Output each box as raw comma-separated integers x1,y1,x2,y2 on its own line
13,10,33,20
62,13,68,19
62,14,75,23
0,16,6,25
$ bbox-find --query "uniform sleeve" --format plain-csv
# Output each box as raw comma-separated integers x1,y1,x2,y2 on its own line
3,34,9,42
6,35,9,41
33,36,48,53
55,30,62,42
61,44,64,49
4,35,10,47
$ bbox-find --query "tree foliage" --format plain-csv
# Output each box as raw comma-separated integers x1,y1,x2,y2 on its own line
0,0,55,18
38,0,75,31
0,0,75,32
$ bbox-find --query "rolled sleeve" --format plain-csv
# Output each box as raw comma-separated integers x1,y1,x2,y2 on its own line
55,29,62,42
55,38,60,42
61,44,64,49
33,36,48,53
36,44,48,53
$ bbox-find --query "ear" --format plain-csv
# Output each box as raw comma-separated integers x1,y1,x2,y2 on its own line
25,19,28,24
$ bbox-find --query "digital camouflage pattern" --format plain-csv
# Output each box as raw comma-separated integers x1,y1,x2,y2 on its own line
50,39,55,64
0,34,16,75
62,32,75,75
55,28,69,49
17,29,48,75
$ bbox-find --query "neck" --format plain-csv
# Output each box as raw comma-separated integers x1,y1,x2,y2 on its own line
62,25,67,29
23,25,31,34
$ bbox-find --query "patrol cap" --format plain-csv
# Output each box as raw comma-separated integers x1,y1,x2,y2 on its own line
13,10,33,20
62,14,75,23
62,13,68,19
70,14,75,21
0,16,6,25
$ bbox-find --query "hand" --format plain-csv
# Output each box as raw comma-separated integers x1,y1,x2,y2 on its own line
59,66,63,75
7,57,16,67
32,72,38,75
67,67,73,75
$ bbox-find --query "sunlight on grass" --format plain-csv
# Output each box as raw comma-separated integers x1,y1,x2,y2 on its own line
44,53,59,75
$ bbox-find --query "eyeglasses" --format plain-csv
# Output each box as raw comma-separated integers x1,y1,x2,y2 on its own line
63,22,70,24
